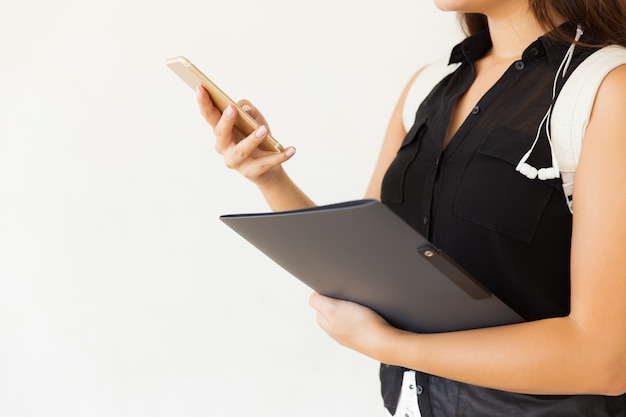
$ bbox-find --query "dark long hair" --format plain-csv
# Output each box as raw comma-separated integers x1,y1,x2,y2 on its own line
460,0,626,47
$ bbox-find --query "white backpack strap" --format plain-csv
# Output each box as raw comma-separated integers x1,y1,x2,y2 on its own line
551,45,626,213
402,57,461,132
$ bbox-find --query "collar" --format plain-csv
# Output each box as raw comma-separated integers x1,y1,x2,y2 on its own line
448,22,591,69
448,30,492,64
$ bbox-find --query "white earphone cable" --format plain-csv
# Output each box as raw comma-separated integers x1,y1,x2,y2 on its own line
515,24,583,181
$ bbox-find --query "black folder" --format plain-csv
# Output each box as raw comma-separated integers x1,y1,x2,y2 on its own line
220,199,523,333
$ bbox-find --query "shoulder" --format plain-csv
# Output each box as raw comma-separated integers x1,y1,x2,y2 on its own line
574,57,626,209
594,63,626,111
582,46,626,113
586,59,626,146
561,46,626,148
581,48,626,144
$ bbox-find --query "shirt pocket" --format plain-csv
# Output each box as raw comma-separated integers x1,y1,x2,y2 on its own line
451,127,561,244
381,117,428,204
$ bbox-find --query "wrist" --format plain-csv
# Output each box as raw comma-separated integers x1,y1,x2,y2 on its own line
255,168,315,212
254,165,287,190
373,328,419,368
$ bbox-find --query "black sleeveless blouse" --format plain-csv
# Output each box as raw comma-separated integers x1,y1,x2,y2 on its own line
379,26,626,417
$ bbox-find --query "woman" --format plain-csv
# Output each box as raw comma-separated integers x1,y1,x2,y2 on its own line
196,1,626,415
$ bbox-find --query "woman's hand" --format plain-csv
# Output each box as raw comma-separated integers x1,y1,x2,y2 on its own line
309,292,402,361
196,86,296,187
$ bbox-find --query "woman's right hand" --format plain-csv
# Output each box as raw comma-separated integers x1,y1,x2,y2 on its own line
196,86,296,187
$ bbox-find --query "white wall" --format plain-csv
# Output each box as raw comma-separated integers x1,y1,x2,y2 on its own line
0,1,461,416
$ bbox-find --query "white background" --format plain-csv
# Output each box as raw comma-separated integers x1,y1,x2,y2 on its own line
0,1,460,416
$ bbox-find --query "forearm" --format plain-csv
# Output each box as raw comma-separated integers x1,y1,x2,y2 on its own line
256,168,315,212
377,316,626,396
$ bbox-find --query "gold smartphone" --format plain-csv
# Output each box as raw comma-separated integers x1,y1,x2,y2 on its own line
165,56,283,153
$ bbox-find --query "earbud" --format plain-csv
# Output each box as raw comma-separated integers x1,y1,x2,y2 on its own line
515,24,583,182
538,167,559,180
516,162,538,179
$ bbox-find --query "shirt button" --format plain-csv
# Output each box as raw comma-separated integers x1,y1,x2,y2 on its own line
416,385,424,395
471,105,480,115
515,60,525,70
423,216,429,225
530,47,539,56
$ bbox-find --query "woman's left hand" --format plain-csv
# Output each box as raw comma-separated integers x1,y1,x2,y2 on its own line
309,292,401,360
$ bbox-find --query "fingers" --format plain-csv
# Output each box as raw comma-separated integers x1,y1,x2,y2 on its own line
196,87,264,132
214,103,266,155
227,144,296,180
309,292,339,316
213,104,242,154
196,87,269,154
196,86,221,127
218,116,296,179
238,99,270,128
309,292,334,310
309,292,333,328
239,100,259,119
196,87,294,181
212,102,272,155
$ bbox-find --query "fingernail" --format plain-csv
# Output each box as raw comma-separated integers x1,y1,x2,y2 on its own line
224,105,235,117
242,104,252,112
196,86,203,99
255,125,267,138
285,147,296,157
